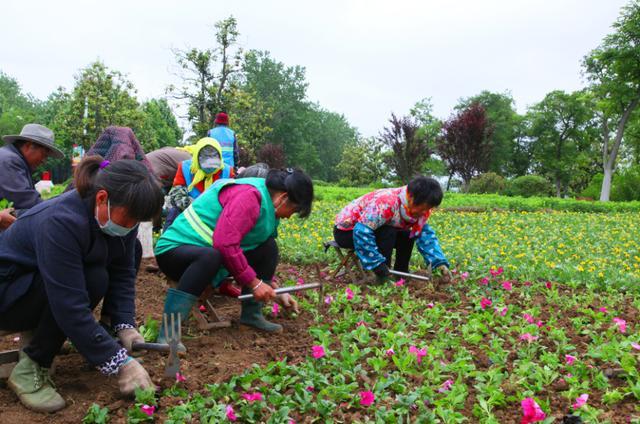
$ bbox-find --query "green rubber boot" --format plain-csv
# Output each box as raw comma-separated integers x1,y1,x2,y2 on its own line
8,351,65,413
157,288,197,352
239,286,283,333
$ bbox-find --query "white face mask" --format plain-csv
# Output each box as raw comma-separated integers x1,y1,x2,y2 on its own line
95,199,138,237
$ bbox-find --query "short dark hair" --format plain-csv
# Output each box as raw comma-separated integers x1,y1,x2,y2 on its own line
74,155,164,221
407,176,443,207
266,168,314,218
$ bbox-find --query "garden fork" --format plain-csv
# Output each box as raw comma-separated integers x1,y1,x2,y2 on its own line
162,313,181,379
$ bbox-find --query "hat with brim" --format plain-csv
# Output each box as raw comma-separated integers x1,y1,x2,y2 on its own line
3,123,65,159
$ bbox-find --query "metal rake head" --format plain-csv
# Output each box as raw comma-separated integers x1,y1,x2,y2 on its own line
163,312,182,343
163,313,182,378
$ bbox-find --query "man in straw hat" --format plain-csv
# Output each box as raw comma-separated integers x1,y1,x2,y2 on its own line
0,124,65,214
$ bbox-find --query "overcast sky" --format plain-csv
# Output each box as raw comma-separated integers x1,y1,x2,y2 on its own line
1,0,629,137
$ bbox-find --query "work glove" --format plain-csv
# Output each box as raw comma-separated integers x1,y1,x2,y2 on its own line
372,263,391,285
117,328,145,352
435,265,452,284
117,357,154,396
276,293,300,314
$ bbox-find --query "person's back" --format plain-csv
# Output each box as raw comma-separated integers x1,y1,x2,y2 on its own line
208,112,237,173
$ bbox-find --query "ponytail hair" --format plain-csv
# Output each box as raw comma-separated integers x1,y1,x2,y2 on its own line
265,168,314,218
74,155,164,221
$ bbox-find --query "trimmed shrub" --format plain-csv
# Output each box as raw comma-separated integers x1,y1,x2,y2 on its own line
468,172,506,194
506,175,552,198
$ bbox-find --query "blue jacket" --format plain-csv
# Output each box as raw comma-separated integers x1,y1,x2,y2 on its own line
208,125,238,169
0,144,41,212
0,190,137,367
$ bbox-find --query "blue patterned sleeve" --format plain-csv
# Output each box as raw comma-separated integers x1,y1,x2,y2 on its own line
353,222,386,270
416,223,449,269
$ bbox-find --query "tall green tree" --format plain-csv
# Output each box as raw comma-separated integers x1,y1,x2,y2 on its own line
168,16,242,138
336,137,387,186
48,61,144,151
583,0,640,201
137,99,184,151
527,90,598,197
456,91,521,175
0,72,41,136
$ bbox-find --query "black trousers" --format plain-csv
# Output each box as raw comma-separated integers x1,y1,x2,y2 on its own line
333,226,415,273
0,266,109,368
156,237,279,297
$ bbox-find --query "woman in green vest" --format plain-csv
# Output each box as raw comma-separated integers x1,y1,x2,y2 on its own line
154,169,313,340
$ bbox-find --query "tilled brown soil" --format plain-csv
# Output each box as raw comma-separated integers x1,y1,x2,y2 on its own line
0,261,316,423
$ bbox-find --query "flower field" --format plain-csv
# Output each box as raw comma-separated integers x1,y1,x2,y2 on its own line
88,195,639,423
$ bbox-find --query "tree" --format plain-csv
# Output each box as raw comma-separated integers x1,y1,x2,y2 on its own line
0,71,41,136
437,103,494,190
527,90,598,197
168,16,242,138
336,137,387,186
46,61,144,152
456,91,521,175
256,143,286,168
137,99,184,151
379,113,432,183
583,1,640,201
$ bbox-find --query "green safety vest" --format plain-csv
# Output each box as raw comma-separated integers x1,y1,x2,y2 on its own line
155,178,278,284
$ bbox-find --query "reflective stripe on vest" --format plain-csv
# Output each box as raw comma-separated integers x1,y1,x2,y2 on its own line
183,205,213,245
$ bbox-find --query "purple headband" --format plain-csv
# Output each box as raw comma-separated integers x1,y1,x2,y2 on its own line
99,160,110,169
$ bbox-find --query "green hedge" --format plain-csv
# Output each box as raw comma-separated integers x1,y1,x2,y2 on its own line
315,186,640,213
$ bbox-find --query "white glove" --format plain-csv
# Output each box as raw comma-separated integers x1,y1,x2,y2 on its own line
117,358,154,396
117,328,145,352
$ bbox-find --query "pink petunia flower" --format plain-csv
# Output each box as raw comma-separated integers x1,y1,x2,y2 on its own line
494,306,508,317
427,302,435,309
409,345,428,363
490,267,504,277
461,272,469,280
226,405,237,421
598,306,608,314
359,391,375,406
613,317,627,333
536,321,544,328
520,333,539,343
324,295,333,305
385,348,395,356
395,278,405,287
175,372,186,383
272,303,280,316
545,281,552,289
521,398,546,423
242,392,263,402
480,277,490,285
199,305,207,312
345,287,354,300
438,379,454,393
297,277,305,286
565,354,576,365
480,297,492,309
523,313,535,324
572,394,588,409
140,405,155,417
312,345,325,359
502,281,513,291
631,342,640,351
